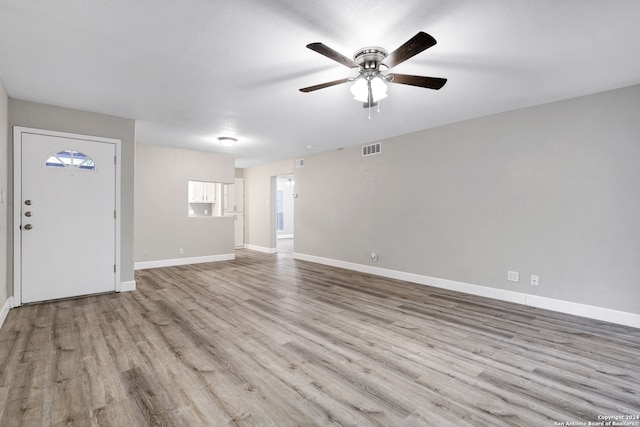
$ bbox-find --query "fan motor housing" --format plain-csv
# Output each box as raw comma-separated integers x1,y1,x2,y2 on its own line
353,47,388,71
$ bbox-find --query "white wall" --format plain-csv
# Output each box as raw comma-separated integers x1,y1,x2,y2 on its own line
134,144,235,267
277,85,640,322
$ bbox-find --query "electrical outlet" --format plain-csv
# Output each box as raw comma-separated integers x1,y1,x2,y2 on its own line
507,270,519,282
370,252,378,262
531,275,539,286
179,248,184,255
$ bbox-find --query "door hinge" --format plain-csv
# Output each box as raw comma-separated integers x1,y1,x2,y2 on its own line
114,210,116,219
114,264,116,273
114,156,117,165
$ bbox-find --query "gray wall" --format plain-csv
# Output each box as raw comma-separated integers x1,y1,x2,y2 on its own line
291,85,640,314
8,99,136,285
134,144,235,263
0,81,8,306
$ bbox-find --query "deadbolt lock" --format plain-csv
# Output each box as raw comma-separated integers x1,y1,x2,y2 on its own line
25,211,32,217
24,200,32,205
24,224,33,230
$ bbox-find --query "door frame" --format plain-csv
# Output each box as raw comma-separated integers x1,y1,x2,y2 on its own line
272,173,295,253
13,126,122,306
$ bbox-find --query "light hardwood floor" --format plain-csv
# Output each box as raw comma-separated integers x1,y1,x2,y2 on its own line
0,249,639,426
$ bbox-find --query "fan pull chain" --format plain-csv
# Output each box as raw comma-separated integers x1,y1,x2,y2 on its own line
366,100,382,120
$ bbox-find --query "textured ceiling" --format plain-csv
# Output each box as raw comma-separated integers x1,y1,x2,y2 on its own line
1,0,639,167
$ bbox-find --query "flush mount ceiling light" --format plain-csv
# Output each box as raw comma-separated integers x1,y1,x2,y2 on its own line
218,136,237,147
300,32,447,119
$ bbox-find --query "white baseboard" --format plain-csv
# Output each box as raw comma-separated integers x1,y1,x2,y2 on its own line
0,297,13,331
524,294,640,329
118,280,136,292
293,252,640,329
277,234,294,239
135,254,235,270
244,244,277,254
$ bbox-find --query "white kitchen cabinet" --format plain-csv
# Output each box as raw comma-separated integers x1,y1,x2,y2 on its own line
224,178,244,247
223,178,244,214
188,180,215,203
188,180,216,217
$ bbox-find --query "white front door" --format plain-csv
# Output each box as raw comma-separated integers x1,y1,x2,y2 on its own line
17,129,117,303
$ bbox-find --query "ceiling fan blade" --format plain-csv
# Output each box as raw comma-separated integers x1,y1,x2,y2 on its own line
388,74,447,90
299,77,352,93
383,32,437,69
306,42,358,68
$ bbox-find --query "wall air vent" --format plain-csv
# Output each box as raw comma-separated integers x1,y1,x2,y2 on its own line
295,158,304,168
362,142,381,157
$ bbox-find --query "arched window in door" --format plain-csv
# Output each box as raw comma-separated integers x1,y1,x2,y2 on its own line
44,150,96,171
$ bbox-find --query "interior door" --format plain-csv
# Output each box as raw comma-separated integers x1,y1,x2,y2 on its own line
19,131,116,303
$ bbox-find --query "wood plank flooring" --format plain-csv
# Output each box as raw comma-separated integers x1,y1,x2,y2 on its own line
0,249,639,426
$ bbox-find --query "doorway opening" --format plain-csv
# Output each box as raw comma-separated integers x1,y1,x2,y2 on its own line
275,174,295,254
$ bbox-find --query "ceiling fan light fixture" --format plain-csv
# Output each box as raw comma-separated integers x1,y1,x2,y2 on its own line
300,32,446,113
218,136,237,147
350,76,387,103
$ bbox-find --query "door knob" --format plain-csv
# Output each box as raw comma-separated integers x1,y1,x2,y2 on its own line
25,200,32,205
25,211,32,217
24,224,33,230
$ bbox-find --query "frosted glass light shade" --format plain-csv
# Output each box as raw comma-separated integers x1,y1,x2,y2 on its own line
350,78,368,102
350,77,387,103
370,77,387,101
218,137,237,147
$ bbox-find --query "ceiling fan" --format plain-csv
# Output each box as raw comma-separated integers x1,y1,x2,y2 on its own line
299,31,447,110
